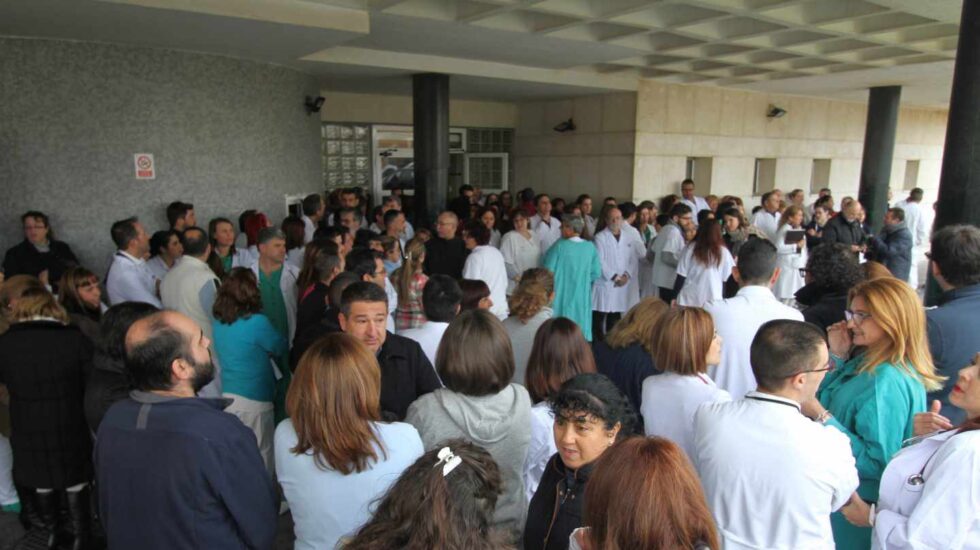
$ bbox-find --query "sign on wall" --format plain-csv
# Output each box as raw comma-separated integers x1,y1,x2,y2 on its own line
134,153,155,180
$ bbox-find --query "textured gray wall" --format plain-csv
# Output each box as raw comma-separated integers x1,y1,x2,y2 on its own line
0,38,321,274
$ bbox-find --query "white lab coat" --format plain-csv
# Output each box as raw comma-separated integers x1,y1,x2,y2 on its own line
773,224,807,300
523,402,556,504
873,429,980,549
621,224,646,309
752,210,781,242
694,393,859,550
462,245,509,320
676,244,735,307
650,223,686,290
499,230,540,295
592,229,636,314
301,215,316,244
704,286,804,399
106,251,162,307
681,196,711,224
530,214,562,257
641,372,731,460
637,226,658,299
892,199,930,288
397,321,449,367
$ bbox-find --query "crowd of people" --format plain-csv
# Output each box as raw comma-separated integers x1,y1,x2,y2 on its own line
0,179,977,550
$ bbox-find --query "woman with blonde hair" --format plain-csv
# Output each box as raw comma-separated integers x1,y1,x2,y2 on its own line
275,333,423,549
0,288,94,547
862,260,894,281
641,307,730,459
773,205,807,303
502,268,554,382
392,238,428,331
804,277,943,550
593,297,669,422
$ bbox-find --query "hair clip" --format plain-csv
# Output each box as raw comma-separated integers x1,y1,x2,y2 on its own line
435,446,462,477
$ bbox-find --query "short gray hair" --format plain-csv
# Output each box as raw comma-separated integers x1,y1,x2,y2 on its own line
257,227,285,245
562,214,584,235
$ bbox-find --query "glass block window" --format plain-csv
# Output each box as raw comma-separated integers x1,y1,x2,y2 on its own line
466,128,514,187
466,154,507,188
322,123,371,189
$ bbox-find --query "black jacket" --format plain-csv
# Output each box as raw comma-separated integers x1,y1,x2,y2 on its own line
289,308,342,370
377,332,442,421
803,220,825,250
84,353,131,435
927,284,980,425
424,237,468,279
821,215,866,252
295,281,330,343
2,239,78,290
0,321,93,488
869,223,913,280
524,454,593,550
592,342,657,432
96,393,278,550
795,283,848,332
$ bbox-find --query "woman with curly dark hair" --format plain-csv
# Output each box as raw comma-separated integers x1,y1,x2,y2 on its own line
344,439,512,550
524,373,636,550
794,243,866,331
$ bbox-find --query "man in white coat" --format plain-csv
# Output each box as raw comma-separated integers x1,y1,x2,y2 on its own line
592,208,638,340
704,239,804,399
650,203,694,303
619,203,647,310
160,227,221,396
529,194,562,256
694,319,859,550
461,219,509,320
680,178,711,225
892,187,930,288
751,190,782,242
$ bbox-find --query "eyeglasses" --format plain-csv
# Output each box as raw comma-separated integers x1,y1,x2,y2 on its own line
844,310,872,325
791,358,835,376
798,268,810,278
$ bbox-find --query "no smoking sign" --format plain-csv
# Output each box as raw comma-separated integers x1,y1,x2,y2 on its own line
134,153,156,180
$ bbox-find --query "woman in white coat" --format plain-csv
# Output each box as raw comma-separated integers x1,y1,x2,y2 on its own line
841,352,980,549
499,210,540,295
773,206,807,304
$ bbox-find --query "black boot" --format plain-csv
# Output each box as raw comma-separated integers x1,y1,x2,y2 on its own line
15,485,41,532
34,489,60,550
65,487,91,550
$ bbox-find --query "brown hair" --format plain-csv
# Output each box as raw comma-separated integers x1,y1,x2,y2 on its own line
585,437,719,550
296,238,338,291
848,278,944,391
863,260,894,281
286,333,385,474
392,238,426,309
458,279,490,311
436,309,514,397
10,287,69,323
57,266,101,317
778,205,805,228
212,267,263,324
605,297,669,355
652,307,715,375
692,219,724,267
507,268,554,323
525,317,596,403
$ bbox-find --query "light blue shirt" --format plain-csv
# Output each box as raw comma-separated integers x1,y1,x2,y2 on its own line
275,420,424,550
106,251,162,307
212,314,287,402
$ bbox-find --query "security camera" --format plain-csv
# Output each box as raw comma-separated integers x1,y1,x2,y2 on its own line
553,118,576,133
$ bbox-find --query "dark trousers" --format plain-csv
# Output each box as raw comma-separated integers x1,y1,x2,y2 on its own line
591,311,622,342
658,287,678,304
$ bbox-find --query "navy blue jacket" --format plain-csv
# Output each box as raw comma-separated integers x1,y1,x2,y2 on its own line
870,223,913,280
927,284,980,425
95,392,278,550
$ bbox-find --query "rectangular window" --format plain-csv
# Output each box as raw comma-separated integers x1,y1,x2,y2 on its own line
904,160,920,190
754,158,777,195
811,159,832,194
686,157,714,192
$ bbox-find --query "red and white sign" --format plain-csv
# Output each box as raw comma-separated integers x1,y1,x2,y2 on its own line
134,153,155,180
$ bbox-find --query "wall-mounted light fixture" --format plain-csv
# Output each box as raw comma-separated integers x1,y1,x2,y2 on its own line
767,105,787,118
553,118,576,133
304,96,325,115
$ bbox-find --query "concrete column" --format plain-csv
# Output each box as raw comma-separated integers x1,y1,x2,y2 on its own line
927,0,980,305
412,73,450,230
857,86,901,234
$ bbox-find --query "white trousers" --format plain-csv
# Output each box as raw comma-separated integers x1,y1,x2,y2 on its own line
223,394,275,477
0,434,18,506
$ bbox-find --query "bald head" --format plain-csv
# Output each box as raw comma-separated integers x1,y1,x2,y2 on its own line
843,200,862,221
436,211,459,239
125,311,213,394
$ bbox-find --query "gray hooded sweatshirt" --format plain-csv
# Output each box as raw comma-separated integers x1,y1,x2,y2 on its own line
405,383,532,536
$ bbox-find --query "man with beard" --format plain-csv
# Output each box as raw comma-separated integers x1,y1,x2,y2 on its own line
94,311,278,550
